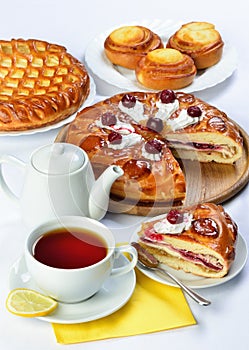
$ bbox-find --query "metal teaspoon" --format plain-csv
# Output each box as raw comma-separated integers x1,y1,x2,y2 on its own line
131,242,211,306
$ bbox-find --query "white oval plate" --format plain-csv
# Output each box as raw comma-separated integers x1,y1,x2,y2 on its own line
130,219,247,289
9,254,136,324
0,76,96,137
85,19,237,94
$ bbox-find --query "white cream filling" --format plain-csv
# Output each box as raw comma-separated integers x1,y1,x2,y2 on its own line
118,100,145,122
168,139,236,158
95,119,134,134
142,240,223,270
153,213,193,234
108,133,142,150
167,109,204,131
141,145,161,161
155,100,179,120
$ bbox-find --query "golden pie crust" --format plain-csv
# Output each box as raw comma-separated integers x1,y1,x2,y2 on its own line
135,48,197,90
137,202,237,278
63,90,243,216
104,25,164,69
167,22,224,69
0,39,90,131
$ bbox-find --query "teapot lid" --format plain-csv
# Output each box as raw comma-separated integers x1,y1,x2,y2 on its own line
31,143,85,175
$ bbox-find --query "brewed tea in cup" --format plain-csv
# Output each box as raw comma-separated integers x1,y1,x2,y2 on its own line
33,227,108,269
24,216,137,303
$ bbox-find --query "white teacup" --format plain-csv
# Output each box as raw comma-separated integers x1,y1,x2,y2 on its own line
24,216,137,303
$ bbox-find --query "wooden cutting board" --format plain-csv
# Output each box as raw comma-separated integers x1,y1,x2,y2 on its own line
55,123,249,216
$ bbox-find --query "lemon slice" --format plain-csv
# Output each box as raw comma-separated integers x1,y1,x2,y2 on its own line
6,288,58,317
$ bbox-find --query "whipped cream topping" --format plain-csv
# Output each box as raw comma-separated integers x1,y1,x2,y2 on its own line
95,118,134,134
108,133,142,150
118,100,145,122
141,145,161,161
167,109,204,131
155,99,179,120
96,115,142,150
153,213,193,234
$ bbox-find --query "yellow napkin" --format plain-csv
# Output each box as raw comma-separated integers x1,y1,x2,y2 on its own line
52,268,196,344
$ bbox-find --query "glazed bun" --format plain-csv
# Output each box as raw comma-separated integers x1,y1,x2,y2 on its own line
104,25,163,69
135,48,197,90
167,21,224,69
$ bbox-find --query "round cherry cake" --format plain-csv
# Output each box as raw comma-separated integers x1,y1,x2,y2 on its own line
64,90,243,216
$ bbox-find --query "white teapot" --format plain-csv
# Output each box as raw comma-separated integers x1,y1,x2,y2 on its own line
0,143,124,228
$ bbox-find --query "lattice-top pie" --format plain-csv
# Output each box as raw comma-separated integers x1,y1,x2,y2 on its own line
0,39,90,131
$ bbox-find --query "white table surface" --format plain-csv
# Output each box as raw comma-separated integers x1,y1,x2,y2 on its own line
1,1,249,349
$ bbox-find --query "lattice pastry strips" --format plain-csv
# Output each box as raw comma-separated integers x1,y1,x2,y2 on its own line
0,39,90,131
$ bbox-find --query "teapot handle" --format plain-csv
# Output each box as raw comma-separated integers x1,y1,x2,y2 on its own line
0,155,25,202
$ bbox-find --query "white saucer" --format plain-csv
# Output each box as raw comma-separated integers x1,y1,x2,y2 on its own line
130,227,247,289
9,254,136,324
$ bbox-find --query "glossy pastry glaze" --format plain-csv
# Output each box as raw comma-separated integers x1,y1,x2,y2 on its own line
65,90,243,215
66,94,186,208
135,48,197,90
170,92,242,141
166,92,243,163
167,22,224,69
0,39,90,131
139,203,237,259
104,25,163,69
137,203,238,277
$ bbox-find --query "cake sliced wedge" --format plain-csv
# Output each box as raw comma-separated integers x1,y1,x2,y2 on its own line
164,92,243,164
137,203,238,278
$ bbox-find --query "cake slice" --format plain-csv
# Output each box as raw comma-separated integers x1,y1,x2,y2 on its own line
64,90,243,216
137,203,238,278
145,90,243,164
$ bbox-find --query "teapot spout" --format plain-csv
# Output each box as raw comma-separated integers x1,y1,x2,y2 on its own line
88,165,124,220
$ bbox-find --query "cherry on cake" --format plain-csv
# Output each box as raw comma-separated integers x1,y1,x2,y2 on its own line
136,202,238,278
64,90,243,215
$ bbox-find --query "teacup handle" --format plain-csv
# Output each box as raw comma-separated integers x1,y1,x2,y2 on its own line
111,244,138,277
0,155,25,202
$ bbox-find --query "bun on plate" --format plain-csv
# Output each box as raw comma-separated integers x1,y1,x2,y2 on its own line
104,25,163,69
167,21,224,69
135,48,197,90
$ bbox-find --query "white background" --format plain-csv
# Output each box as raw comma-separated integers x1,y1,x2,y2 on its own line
0,1,249,349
